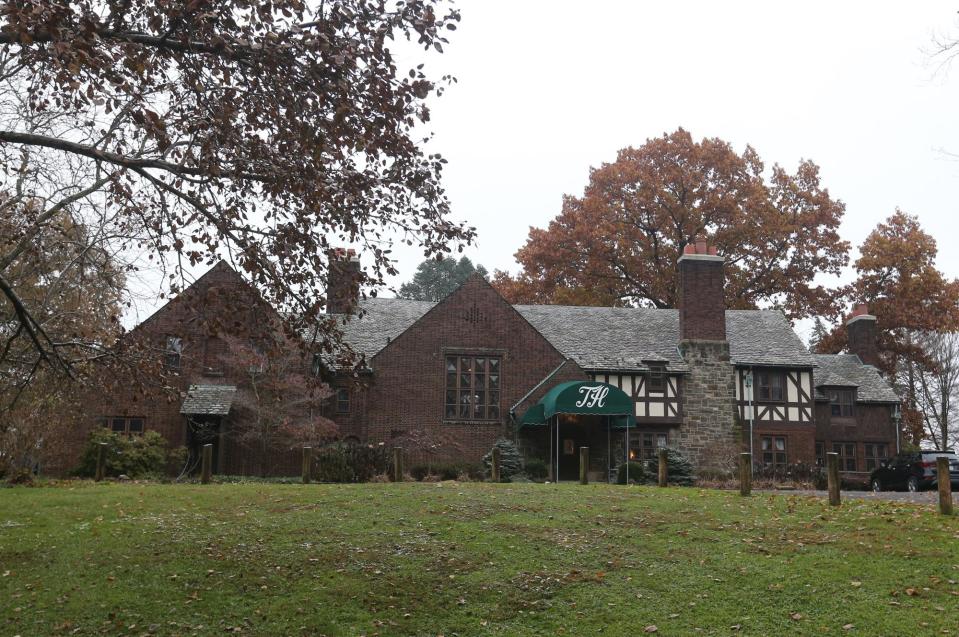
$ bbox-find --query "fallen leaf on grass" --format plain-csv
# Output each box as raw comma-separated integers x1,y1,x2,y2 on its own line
643,626,657,633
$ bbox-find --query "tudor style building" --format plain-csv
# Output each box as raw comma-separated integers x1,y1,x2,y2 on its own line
325,242,901,480
71,242,901,480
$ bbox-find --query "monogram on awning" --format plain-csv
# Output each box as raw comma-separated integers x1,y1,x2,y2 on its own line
518,381,634,426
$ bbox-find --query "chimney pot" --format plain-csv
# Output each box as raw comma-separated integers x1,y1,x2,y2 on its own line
708,246,718,256
695,238,708,254
683,244,696,255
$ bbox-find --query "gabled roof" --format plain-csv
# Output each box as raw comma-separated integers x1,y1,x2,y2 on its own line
812,354,900,403
725,310,817,368
332,298,817,372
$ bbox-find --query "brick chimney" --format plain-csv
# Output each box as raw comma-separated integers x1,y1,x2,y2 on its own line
327,248,361,314
678,238,726,341
846,304,880,367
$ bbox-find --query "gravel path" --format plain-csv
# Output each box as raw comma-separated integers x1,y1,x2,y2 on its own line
762,488,956,504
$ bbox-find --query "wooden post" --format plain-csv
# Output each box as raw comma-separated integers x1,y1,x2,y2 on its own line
739,452,751,496
302,446,312,484
491,446,501,482
94,442,106,482
393,447,403,482
579,446,589,485
827,452,840,506
658,448,668,487
938,456,953,516
201,443,213,484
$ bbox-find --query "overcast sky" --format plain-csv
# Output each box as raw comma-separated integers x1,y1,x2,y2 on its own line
127,2,959,332
383,1,959,304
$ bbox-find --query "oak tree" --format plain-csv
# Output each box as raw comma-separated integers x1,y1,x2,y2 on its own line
0,0,473,380
493,129,849,320
817,211,959,446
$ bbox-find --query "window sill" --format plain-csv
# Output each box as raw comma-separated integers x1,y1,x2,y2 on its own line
443,419,502,426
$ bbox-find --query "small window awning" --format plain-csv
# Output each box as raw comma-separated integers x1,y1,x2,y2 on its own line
180,384,237,416
519,381,634,427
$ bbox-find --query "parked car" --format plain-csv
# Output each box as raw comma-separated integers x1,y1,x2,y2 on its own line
870,450,959,493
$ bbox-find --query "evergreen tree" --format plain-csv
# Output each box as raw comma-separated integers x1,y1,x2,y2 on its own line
398,256,488,301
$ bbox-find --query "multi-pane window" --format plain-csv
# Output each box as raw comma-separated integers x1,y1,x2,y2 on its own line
335,388,350,414
165,336,182,369
761,436,787,470
815,441,825,467
102,416,145,436
829,389,855,418
203,336,225,375
756,370,785,401
647,365,667,393
629,431,668,460
864,443,888,471
445,355,501,420
833,442,857,471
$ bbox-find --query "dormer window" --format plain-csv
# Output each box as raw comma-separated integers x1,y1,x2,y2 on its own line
829,388,855,418
647,364,667,393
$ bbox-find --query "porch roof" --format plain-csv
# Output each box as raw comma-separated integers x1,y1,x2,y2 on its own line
180,384,237,416
518,381,635,427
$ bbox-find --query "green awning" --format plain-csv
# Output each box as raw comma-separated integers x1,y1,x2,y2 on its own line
611,414,636,429
519,381,634,427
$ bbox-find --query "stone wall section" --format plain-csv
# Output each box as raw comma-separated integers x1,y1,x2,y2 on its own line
677,339,739,469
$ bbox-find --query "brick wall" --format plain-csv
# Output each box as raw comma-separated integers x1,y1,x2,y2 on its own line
678,252,726,341
814,401,898,473
60,262,315,477
846,314,880,368
351,274,588,466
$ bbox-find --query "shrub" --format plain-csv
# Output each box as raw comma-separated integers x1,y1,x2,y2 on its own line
482,439,524,481
645,447,695,486
524,458,548,481
74,429,173,478
6,467,34,486
616,461,646,484
410,463,476,481
313,441,390,483
752,462,825,490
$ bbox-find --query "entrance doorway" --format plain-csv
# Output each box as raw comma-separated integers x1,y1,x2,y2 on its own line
186,416,222,474
557,423,590,481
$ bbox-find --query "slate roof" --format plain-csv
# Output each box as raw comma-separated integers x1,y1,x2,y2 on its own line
812,354,900,403
331,298,434,362
515,305,689,372
725,310,817,368
180,384,237,415
332,298,817,372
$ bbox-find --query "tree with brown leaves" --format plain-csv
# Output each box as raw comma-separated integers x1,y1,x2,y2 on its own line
817,211,959,447
493,129,849,320
0,0,473,382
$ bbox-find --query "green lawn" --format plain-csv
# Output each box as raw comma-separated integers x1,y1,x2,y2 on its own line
1,482,957,636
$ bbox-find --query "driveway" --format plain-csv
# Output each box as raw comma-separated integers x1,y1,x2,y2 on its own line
763,488,956,504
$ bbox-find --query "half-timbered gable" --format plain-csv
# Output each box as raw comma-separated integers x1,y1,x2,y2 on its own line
726,310,817,427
